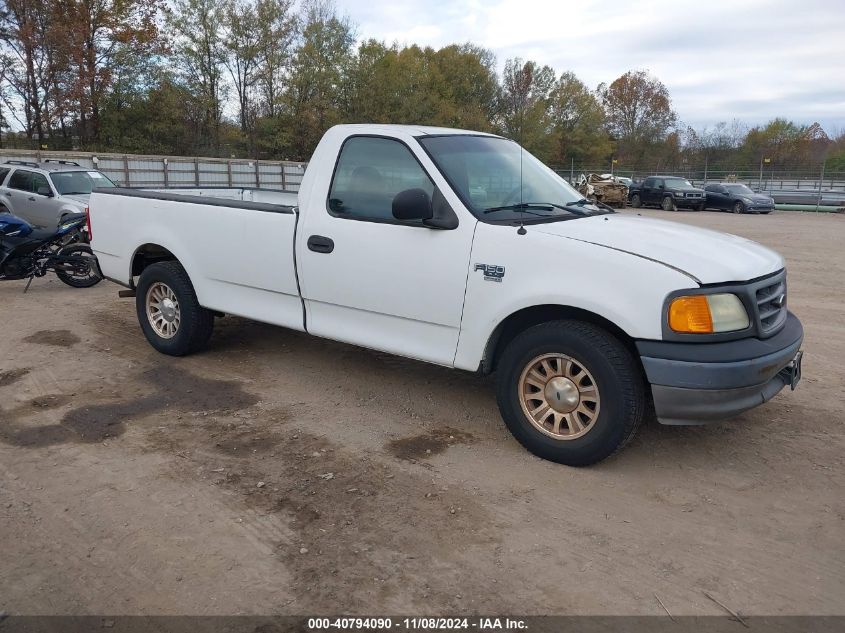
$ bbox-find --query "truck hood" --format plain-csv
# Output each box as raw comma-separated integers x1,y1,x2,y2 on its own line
532,214,783,285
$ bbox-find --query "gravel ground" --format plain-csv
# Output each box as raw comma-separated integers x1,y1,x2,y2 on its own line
0,209,843,616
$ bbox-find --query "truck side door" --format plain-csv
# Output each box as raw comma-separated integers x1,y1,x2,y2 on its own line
640,177,656,204
296,135,475,366
29,172,59,227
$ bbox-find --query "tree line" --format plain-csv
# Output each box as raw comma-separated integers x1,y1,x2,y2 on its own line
1,0,843,171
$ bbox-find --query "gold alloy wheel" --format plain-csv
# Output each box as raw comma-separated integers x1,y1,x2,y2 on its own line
518,353,601,440
146,282,181,339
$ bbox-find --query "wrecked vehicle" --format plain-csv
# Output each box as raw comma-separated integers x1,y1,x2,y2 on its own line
577,173,629,208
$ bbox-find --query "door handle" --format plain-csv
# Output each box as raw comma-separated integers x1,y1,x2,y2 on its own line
307,235,334,254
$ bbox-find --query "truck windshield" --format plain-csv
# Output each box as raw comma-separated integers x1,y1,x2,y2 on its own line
50,170,116,195
418,135,610,222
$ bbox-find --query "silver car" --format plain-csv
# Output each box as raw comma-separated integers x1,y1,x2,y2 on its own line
0,160,117,228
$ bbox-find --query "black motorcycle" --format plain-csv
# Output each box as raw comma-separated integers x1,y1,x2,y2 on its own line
0,212,101,289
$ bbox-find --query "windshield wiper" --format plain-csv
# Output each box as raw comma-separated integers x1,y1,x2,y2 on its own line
484,201,592,216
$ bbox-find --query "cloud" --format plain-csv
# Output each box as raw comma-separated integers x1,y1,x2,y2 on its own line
341,0,845,132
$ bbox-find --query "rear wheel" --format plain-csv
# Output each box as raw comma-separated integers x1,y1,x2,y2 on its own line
55,244,101,288
135,261,213,356
733,201,745,214
662,195,676,211
630,193,642,208
495,320,645,466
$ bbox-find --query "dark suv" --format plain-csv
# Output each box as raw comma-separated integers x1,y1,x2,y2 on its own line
629,176,706,211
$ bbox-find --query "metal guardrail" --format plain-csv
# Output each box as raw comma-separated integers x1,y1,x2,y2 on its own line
0,149,307,191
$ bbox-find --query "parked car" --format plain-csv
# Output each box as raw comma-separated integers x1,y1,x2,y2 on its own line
88,124,804,466
704,183,775,214
0,160,117,228
628,176,706,211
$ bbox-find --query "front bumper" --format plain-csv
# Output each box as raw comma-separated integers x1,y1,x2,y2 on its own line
637,311,804,425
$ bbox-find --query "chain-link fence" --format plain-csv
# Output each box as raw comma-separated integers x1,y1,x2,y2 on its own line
555,164,845,193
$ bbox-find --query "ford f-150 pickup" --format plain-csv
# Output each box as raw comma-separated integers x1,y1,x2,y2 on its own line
88,124,804,466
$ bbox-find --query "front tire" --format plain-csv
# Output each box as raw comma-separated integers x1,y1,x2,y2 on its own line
135,261,213,356
733,201,745,214
662,196,676,212
495,321,645,466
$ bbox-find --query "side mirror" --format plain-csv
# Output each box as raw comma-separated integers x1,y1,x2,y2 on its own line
37,185,52,197
392,188,433,222
392,187,459,230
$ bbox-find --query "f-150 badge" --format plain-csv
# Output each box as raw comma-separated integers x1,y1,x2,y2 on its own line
474,263,505,282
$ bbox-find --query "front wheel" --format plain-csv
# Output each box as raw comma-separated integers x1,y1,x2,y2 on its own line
495,321,645,466
662,196,677,211
135,261,214,356
733,201,745,214
55,244,102,288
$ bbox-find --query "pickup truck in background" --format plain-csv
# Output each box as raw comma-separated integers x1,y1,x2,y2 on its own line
89,124,804,466
629,175,706,211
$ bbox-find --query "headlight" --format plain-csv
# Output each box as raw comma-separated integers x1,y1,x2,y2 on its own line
668,293,750,334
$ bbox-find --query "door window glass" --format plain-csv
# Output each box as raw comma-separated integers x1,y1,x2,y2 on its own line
328,137,435,222
31,173,50,195
8,170,32,192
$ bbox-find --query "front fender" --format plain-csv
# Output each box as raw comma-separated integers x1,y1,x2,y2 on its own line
452,222,696,371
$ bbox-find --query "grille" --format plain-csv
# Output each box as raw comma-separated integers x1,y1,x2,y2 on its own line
755,276,787,334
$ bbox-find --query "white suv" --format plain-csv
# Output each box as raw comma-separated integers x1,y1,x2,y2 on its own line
0,160,117,228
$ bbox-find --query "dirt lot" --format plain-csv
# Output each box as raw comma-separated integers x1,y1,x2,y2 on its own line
1,209,843,616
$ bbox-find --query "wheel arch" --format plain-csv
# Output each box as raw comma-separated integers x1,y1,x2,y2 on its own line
480,304,640,375
131,242,181,281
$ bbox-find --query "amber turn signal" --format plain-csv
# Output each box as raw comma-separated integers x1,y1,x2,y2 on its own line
668,295,714,333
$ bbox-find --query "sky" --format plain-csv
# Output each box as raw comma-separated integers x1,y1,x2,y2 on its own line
341,0,845,135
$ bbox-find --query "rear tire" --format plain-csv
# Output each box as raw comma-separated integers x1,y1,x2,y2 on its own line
495,320,645,466
135,261,213,356
55,244,101,288
630,194,641,208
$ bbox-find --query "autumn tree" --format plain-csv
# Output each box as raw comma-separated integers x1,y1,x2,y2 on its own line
284,0,354,160
599,70,676,163
169,0,227,151
51,0,163,145
498,58,555,159
0,0,57,142
254,0,296,118
547,71,611,166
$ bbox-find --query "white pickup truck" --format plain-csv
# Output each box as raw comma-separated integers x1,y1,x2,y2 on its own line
89,124,804,465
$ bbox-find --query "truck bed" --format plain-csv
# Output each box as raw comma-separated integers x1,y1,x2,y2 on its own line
89,186,305,332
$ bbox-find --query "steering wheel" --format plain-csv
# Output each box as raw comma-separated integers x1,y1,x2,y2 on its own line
501,185,531,206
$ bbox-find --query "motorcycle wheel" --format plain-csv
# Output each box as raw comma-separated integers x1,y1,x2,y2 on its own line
55,244,102,288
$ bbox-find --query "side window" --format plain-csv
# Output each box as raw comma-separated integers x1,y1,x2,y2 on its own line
0,167,10,184
31,173,50,195
655,179,664,188
642,177,654,188
704,184,717,192
328,137,435,222
8,169,32,192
